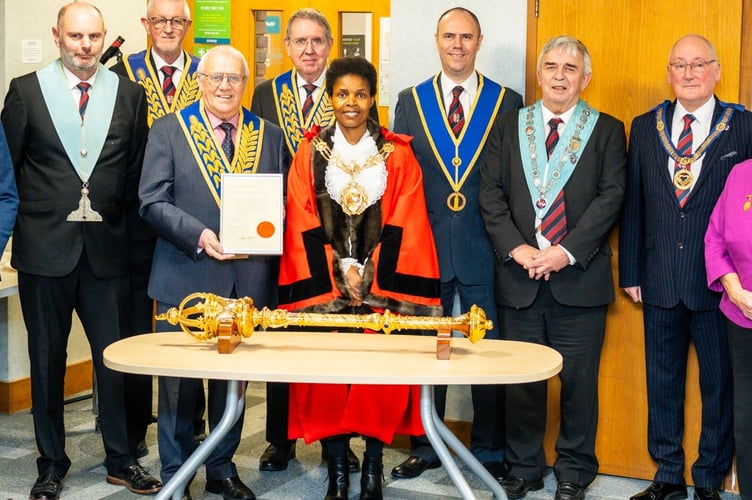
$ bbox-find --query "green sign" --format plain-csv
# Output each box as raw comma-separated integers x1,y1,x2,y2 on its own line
194,0,231,45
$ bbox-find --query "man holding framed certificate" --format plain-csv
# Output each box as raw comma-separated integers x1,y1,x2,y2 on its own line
139,44,286,500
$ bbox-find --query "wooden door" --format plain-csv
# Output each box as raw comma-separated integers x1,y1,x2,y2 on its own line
529,0,743,484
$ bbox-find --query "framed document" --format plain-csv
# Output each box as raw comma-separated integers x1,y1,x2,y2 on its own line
220,173,283,255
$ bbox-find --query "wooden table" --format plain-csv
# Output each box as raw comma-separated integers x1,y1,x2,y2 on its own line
104,331,562,500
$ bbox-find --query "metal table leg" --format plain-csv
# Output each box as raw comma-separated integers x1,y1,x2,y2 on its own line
157,380,246,500
420,385,508,500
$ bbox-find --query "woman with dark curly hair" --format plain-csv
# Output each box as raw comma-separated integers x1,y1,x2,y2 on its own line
278,56,442,500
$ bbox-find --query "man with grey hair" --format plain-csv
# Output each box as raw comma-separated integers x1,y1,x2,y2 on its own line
621,34,752,500
140,44,286,500
1,2,161,498
110,0,203,461
480,36,627,500
250,7,376,473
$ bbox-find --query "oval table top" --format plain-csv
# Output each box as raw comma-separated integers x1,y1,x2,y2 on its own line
104,331,562,385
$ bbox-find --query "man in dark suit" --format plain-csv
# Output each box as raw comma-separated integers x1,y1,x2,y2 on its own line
391,6,523,482
620,34,752,500
249,7,372,473
0,2,162,499
0,125,18,255
110,0,203,460
480,36,626,500
139,44,286,500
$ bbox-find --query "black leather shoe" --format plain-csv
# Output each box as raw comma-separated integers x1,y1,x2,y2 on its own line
29,473,64,500
321,444,360,473
360,455,383,499
630,481,687,500
326,457,349,500
206,476,255,500
259,443,296,471
555,482,585,500
694,487,721,500
390,456,441,479
106,464,162,495
501,476,544,499
483,461,508,482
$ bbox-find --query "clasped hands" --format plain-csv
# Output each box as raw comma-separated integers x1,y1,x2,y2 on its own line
511,243,569,281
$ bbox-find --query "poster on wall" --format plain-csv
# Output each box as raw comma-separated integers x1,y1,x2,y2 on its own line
341,35,365,57
194,0,231,46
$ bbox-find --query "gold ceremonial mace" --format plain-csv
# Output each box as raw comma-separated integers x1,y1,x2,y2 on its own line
155,292,492,359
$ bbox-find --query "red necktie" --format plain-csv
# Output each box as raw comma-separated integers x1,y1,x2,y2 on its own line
301,83,316,120
161,66,177,104
448,86,465,137
77,82,91,120
674,114,695,207
541,118,567,245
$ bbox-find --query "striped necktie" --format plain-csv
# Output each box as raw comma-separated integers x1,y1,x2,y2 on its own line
674,114,695,207
301,83,316,120
448,86,465,137
161,66,177,104
541,118,567,245
77,82,91,120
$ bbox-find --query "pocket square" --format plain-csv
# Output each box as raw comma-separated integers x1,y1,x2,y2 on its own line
720,151,738,160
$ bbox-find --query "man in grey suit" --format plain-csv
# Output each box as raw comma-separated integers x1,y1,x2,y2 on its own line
139,45,286,500
480,36,626,500
391,6,522,481
1,2,161,498
620,35,752,500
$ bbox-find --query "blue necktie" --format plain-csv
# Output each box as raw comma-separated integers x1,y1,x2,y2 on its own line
219,122,235,162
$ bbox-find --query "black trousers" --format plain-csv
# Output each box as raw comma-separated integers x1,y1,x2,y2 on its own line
728,319,752,498
502,282,606,487
124,237,156,453
643,303,732,488
19,251,134,476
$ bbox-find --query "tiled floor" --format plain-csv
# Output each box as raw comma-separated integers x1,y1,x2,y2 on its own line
0,381,741,499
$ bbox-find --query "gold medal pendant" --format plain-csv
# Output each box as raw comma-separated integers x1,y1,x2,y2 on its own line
673,168,694,190
340,182,368,216
447,192,467,212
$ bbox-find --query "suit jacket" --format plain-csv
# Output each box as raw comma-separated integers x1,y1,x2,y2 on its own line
251,75,380,157
479,104,627,308
619,99,752,311
1,67,147,279
0,124,18,254
394,74,523,285
139,104,287,307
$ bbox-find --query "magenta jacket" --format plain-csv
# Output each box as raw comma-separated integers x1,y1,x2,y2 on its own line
705,159,752,328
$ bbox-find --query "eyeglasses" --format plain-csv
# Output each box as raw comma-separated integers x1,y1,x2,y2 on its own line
148,17,189,29
198,72,247,87
287,37,328,51
669,59,717,73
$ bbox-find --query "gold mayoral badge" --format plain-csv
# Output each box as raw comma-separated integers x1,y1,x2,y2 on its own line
673,168,694,190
